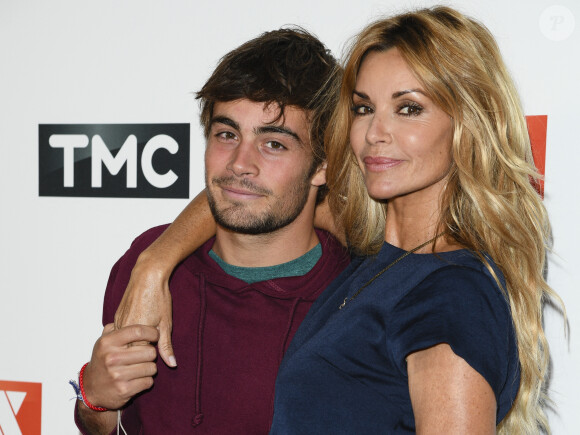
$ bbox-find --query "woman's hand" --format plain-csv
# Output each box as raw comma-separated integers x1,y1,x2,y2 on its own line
113,190,217,367
114,251,176,367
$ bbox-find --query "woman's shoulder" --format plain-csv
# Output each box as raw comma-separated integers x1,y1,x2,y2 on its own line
407,249,508,308
388,250,519,421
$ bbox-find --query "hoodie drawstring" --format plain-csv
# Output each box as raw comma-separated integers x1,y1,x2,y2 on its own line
192,275,207,428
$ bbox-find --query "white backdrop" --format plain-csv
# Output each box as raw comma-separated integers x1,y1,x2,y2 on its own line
1,0,578,433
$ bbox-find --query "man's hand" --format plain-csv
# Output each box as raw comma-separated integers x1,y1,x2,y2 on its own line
114,254,176,367
83,324,160,410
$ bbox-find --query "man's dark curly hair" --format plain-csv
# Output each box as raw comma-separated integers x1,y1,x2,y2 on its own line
197,27,341,194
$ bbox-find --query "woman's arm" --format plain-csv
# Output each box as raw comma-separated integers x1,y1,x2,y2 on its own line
314,196,345,246
114,190,216,367
407,343,496,434
114,190,343,367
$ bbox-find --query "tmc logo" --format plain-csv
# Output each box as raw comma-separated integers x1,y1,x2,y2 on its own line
39,124,190,198
0,380,42,435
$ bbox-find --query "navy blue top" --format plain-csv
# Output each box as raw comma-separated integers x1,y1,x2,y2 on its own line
270,242,520,434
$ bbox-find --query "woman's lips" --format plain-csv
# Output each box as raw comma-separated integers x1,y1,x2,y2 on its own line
363,156,403,172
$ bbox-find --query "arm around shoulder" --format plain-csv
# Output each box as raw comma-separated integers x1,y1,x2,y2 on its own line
114,190,217,366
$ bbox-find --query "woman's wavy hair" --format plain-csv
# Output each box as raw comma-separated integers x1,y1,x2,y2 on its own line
326,6,560,433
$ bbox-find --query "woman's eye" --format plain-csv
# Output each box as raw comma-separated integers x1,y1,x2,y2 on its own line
352,105,373,116
398,103,423,116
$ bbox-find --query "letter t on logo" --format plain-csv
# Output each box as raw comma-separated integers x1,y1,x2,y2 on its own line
49,134,89,187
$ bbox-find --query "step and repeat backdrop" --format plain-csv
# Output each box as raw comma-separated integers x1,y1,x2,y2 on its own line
1,0,578,433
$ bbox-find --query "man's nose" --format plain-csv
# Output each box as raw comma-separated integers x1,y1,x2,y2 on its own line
227,140,259,177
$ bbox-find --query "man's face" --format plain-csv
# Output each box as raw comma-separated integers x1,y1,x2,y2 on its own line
205,99,325,234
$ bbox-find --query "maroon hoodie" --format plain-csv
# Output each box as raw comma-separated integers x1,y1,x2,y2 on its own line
76,225,350,434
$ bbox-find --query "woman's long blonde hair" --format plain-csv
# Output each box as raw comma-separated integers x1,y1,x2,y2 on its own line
326,6,560,433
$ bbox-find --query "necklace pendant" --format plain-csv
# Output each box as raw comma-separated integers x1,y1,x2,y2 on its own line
339,297,347,310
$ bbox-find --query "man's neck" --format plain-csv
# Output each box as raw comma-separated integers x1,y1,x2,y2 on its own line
211,214,320,268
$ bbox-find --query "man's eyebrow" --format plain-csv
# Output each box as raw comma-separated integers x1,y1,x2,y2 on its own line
210,116,240,131
256,125,303,145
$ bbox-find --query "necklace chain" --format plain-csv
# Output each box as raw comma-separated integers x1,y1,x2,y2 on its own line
338,233,445,310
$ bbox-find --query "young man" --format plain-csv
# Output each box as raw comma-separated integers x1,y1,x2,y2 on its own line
74,28,349,434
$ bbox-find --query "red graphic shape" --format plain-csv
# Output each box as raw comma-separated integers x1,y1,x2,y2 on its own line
0,380,42,435
526,115,547,197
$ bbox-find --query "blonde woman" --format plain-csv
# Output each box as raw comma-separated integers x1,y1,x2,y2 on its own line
116,7,557,433
268,7,560,433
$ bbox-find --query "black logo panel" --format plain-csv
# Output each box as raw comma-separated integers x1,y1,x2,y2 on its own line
39,124,190,198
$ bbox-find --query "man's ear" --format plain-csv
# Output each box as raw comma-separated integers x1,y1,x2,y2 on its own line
310,162,327,187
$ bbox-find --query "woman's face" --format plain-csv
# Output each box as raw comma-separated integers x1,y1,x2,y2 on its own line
350,48,453,205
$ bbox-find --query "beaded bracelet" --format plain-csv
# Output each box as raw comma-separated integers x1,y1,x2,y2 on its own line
72,362,109,412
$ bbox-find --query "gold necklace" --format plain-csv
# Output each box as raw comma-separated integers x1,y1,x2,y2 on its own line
338,233,445,310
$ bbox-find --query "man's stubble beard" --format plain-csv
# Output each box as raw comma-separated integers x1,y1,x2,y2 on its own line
206,175,312,235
